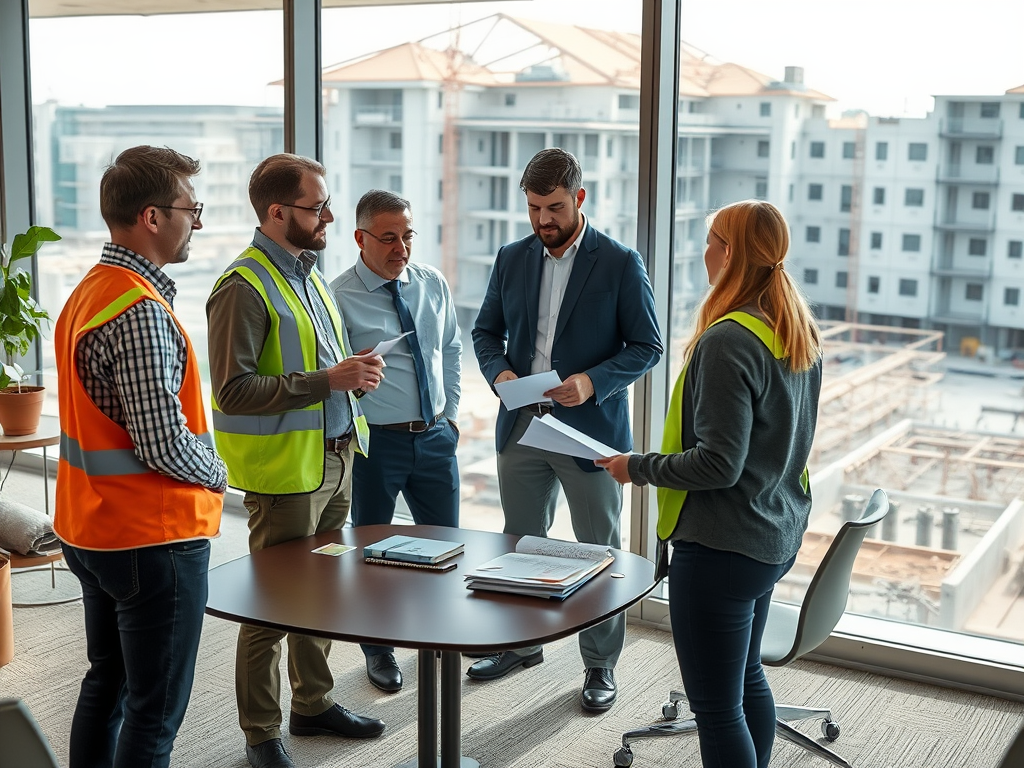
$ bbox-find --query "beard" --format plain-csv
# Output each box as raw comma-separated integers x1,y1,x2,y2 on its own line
286,216,328,251
169,232,192,264
534,209,580,251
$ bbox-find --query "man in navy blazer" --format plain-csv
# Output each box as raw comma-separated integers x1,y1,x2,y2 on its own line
471,148,663,712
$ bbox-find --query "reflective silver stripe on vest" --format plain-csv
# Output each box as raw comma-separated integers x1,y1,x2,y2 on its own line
230,256,306,373
60,431,215,475
211,409,324,436
60,433,150,476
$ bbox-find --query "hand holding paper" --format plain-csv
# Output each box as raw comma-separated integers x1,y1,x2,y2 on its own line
494,370,562,410
370,331,414,356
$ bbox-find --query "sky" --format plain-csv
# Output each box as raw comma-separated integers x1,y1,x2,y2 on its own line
27,0,1024,119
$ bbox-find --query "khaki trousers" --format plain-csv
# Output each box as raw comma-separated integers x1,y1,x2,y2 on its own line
235,448,352,746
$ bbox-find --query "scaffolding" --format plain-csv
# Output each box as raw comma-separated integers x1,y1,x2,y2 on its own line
812,322,946,466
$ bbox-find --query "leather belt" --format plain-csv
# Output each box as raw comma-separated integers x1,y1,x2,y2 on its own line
324,432,353,453
522,403,553,417
380,413,445,433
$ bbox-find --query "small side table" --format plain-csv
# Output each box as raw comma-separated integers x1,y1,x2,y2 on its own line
0,415,60,515
1,415,80,607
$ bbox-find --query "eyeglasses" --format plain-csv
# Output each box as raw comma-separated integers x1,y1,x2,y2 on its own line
358,228,417,247
281,197,332,220
154,203,204,222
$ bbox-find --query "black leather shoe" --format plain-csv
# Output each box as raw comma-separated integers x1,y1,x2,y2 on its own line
581,667,617,712
462,651,493,658
366,652,403,692
245,738,294,768
465,650,544,681
289,704,385,739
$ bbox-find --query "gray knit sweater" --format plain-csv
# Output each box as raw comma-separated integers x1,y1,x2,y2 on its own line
627,315,822,564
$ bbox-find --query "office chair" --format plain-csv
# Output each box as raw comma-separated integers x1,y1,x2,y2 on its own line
996,721,1024,768
613,488,889,768
0,698,60,768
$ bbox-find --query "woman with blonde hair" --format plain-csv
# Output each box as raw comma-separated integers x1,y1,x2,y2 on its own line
597,199,822,768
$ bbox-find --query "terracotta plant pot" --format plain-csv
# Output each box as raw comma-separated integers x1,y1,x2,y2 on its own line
0,385,45,436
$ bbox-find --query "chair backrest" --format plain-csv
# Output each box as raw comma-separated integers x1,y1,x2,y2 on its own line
780,488,889,665
0,698,60,768
996,721,1024,768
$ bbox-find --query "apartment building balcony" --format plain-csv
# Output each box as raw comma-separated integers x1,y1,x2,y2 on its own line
939,117,1002,139
459,252,497,267
675,199,703,217
931,265,991,279
676,163,707,178
460,163,514,175
708,155,767,173
935,212,997,232
936,164,1000,185
931,309,987,325
350,148,402,167
352,105,402,125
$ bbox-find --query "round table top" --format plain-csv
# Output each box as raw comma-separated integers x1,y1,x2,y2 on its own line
206,524,656,652
0,414,60,450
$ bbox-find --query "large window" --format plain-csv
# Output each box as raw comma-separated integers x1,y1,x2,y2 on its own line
9,0,1023,699
28,7,287,415
318,1,644,545
674,0,1024,679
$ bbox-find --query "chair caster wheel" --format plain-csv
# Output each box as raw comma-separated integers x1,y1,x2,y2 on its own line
613,746,634,767
661,701,679,720
822,719,840,741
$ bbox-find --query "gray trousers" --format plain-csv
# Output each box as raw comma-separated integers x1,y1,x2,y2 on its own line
496,411,625,669
235,448,353,746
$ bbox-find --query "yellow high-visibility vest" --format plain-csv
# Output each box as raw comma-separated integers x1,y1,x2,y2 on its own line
211,247,368,494
657,311,809,540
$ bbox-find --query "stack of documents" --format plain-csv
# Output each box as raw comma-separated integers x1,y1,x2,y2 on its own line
465,535,615,599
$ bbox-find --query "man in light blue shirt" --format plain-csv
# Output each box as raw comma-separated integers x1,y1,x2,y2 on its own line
330,189,462,694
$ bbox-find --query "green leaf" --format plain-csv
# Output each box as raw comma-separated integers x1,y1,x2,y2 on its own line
9,226,61,266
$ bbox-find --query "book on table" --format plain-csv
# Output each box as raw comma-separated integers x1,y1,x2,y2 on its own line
464,536,615,599
363,534,464,565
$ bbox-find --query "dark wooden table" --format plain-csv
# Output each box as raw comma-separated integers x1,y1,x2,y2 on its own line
206,524,656,768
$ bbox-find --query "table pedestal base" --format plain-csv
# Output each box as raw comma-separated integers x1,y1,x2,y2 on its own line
402,649,479,768
397,757,478,768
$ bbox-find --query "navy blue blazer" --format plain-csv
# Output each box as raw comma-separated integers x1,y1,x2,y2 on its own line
473,223,663,472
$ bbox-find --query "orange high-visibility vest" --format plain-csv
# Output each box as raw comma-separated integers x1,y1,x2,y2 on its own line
54,264,222,550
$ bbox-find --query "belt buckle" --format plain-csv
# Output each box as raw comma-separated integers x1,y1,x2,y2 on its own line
409,416,437,433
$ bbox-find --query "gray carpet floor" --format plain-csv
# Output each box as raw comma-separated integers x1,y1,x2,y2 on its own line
2,463,1023,767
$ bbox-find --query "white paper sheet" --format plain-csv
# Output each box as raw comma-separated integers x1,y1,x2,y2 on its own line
517,413,619,460
494,370,562,410
369,331,414,356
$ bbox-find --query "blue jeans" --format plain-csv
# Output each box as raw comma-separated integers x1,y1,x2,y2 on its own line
669,541,796,768
353,420,459,658
63,540,211,768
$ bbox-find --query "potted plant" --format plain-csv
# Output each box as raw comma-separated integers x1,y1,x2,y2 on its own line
0,226,60,435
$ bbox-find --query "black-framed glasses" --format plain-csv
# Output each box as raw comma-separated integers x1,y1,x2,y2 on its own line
153,203,204,222
358,228,417,247
281,196,332,220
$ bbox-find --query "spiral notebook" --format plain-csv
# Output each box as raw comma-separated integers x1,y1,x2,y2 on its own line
363,556,457,572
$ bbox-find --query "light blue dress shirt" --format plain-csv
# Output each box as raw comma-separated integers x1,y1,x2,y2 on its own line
331,256,461,425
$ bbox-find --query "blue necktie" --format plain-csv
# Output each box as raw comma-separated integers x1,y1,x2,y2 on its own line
384,280,434,425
